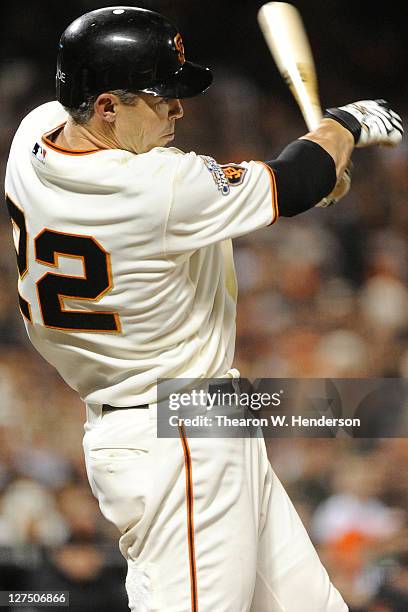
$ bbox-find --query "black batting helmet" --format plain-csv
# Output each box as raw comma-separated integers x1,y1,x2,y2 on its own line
56,6,213,108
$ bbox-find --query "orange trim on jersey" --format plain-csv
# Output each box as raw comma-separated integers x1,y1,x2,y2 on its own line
178,422,198,612
42,123,102,156
35,228,121,334
255,161,279,224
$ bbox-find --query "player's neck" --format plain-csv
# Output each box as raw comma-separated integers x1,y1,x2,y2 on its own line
55,117,119,152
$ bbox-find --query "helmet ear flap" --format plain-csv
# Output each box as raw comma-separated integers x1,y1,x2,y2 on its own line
56,6,212,108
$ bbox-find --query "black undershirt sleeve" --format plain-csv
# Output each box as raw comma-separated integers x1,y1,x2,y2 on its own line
267,139,337,217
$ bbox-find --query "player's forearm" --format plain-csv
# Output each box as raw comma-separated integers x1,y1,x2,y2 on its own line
301,118,354,180
267,138,337,217
266,119,353,217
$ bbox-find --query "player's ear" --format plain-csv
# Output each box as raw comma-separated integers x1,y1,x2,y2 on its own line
94,93,118,123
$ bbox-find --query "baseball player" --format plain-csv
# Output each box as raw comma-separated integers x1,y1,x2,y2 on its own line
4,6,403,612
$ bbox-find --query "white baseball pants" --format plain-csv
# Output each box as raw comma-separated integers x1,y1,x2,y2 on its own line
83,404,348,612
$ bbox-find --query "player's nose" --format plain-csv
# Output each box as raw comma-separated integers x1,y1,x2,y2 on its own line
169,99,184,119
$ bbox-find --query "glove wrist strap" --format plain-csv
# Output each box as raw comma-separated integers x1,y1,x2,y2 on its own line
323,108,361,144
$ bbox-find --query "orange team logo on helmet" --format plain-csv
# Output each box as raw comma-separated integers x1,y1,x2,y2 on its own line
220,165,247,186
174,33,185,65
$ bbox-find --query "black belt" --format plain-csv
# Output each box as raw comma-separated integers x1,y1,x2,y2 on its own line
102,404,149,413
102,381,238,414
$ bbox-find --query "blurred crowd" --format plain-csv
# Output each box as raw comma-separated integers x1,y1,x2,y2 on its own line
1,1,408,610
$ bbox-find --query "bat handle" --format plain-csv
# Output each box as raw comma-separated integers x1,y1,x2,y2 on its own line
315,162,353,208
303,104,323,131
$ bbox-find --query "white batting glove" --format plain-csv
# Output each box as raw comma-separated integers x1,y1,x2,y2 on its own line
324,99,403,148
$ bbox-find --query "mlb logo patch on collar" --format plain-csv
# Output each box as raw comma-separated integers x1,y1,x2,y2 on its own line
32,142,47,163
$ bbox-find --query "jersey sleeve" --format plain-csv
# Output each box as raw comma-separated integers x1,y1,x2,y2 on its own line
164,152,279,253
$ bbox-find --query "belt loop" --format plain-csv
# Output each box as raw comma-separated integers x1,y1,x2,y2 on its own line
85,403,103,429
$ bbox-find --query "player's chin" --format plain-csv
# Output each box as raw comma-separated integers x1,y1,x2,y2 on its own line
150,133,175,150
162,132,175,143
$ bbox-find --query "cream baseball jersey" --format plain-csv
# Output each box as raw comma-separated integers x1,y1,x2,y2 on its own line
5,101,278,406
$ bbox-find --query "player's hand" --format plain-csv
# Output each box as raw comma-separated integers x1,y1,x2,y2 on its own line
324,100,403,148
315,162,352,208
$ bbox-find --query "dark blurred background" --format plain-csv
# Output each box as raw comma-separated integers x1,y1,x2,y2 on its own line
1,1,408,611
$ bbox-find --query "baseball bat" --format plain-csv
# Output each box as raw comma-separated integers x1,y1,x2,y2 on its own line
257,1,351,206
257,2,322,130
